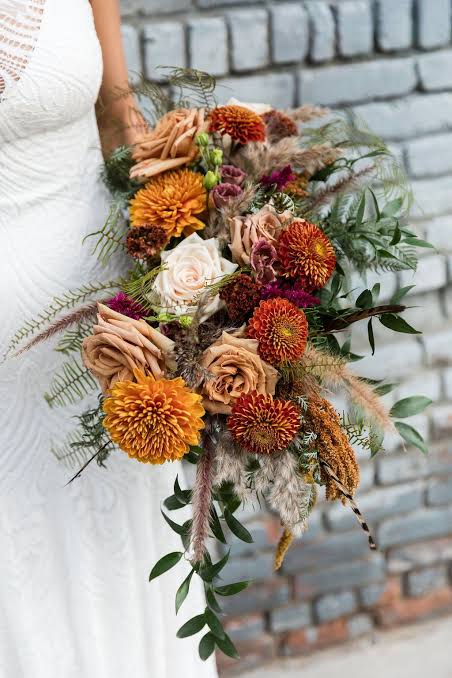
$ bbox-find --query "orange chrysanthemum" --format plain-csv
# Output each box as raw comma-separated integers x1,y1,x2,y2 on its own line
277,220,336,290
103,370,205,465
228,391,300,454
129,168,207,239
247,297,308,365
209,105,266,144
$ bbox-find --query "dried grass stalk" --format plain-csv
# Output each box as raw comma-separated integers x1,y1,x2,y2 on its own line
267,451,312,536
190,434,214,564
284,105,329,124
274,527,294,571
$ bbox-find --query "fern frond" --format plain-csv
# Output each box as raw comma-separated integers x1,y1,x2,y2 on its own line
101,145,138,197
83,200,128,265
165,67,217,110
51,400,112,468
44,359,98,408
122,264,167,310
55,321,92,356
4,280,120,361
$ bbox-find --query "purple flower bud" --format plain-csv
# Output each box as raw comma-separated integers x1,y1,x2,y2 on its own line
260,165,296,191
260,280,320,308
211,182,243,209
220,165,247,186
106,292,146,320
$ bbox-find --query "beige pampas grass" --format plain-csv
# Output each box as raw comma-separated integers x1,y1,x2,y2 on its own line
285,105,329,124
267,451,314,536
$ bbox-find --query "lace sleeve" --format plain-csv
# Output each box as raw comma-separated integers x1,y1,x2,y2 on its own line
0,0,45,100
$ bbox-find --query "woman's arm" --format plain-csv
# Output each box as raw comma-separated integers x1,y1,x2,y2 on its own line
90,0,146,154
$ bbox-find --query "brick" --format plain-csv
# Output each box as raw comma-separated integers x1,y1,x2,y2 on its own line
283,532,371,575
216,633,277,676
299,58,417,107
222,551,274,585
376,0,413,51
376,586,452,627
354,93,452,141
228,9,269,72
336,1,374,57
197,0,257,6
295,555,386,597
416,0,452,49
139,0,192,11
377,452,428,485
270,602,312,633
270,4,309,65
349,269,398,304
411,177,452,219
325,483,424,532
400,255,448,295
284,619,348,656
224,613,265,643
424,215,452,251
394,370,441,404
187,17,228,76
315,590,358,623
306,1,336,63
359,581,387,607
388,537,452,572
347,613,374,638
431,404,452,440
221,578,289,616
407,133,452,178
444,368,452,399
428,442,452,476
424,329,452,367
143,22,186,82
406,565,449,597
378,507,452,549
217,73,295,108
418,51,452,92
121,25,142,83
354,339,424,381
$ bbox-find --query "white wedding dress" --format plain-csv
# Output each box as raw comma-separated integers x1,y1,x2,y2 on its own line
0,2,218,677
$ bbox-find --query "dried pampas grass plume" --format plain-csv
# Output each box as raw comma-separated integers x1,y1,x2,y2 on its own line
274,527,294,571
285,105,330,124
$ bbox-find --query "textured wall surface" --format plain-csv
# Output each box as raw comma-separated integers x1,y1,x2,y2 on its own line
120,0,452,674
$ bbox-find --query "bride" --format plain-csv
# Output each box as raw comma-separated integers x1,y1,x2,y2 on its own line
0,1,218,676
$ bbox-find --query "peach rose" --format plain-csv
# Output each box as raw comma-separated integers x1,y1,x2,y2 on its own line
130,108,208,182
200,331,278,415
229,204,293,267
82,303,175,393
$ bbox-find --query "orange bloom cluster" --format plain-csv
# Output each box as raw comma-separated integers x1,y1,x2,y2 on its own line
129,168,206,240
103,371,205,465
247,298,308,365
278,220,336,290
209,105,266,144
228,391,300,455
261,110,298,142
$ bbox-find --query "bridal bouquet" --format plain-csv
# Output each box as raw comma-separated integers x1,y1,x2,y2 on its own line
9,70,433,661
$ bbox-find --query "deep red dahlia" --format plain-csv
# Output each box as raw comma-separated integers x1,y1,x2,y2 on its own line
209,105,266,144
247,297,308,365
277,220,336,290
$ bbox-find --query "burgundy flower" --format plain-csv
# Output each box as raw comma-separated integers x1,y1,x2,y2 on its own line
221,164,246,186
105,292,147,320
260,280,320,309
250,238,279,283
211,182,243,209
260,165,296,191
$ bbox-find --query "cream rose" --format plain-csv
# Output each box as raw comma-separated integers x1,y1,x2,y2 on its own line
227,97,272,116
200,331,278,415
82,303,176,393
229,204,293,267
152,233,237,322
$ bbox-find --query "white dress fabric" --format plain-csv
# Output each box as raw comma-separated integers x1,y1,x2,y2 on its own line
0,2,218,677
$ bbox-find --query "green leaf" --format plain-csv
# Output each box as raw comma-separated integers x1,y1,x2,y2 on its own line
390,396,432,419
177,614,206,639
199,551,230,583
379,314,421,334
175,570,194,614
215,581,251,596
174,475,190,505
370,428,385,457
161,510,189,536
356,289,373,309
367,319,375,356
224,510,253,543
382,197,403,218
369,188,381,221
181,519,193,551
210,504,227,545
205,607,225,639
164,494,186,511
395,421,428,454
215,632,240,659
205,587,223,613
390,224,401,246
390,285,415,304
374,382,398,396
371,283,380,303
403,237,434,248
149,552,183,582
356,192,366,228
198,632,216,661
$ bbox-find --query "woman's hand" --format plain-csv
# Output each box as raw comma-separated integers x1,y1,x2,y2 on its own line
90,0,148,155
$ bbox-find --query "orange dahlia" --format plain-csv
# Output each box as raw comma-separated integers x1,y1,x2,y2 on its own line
247,298,308,365
277,220,336,290
228,391,300,454
129,168,207,239
209,105,266,144
103,370,205,465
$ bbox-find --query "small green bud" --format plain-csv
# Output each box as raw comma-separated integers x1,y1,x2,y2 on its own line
195,132,210,147
179,315,194,328
203,170,219,190
210,148,223,166
156,312,174,323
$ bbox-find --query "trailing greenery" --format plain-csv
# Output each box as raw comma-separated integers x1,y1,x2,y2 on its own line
44,359,97,409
